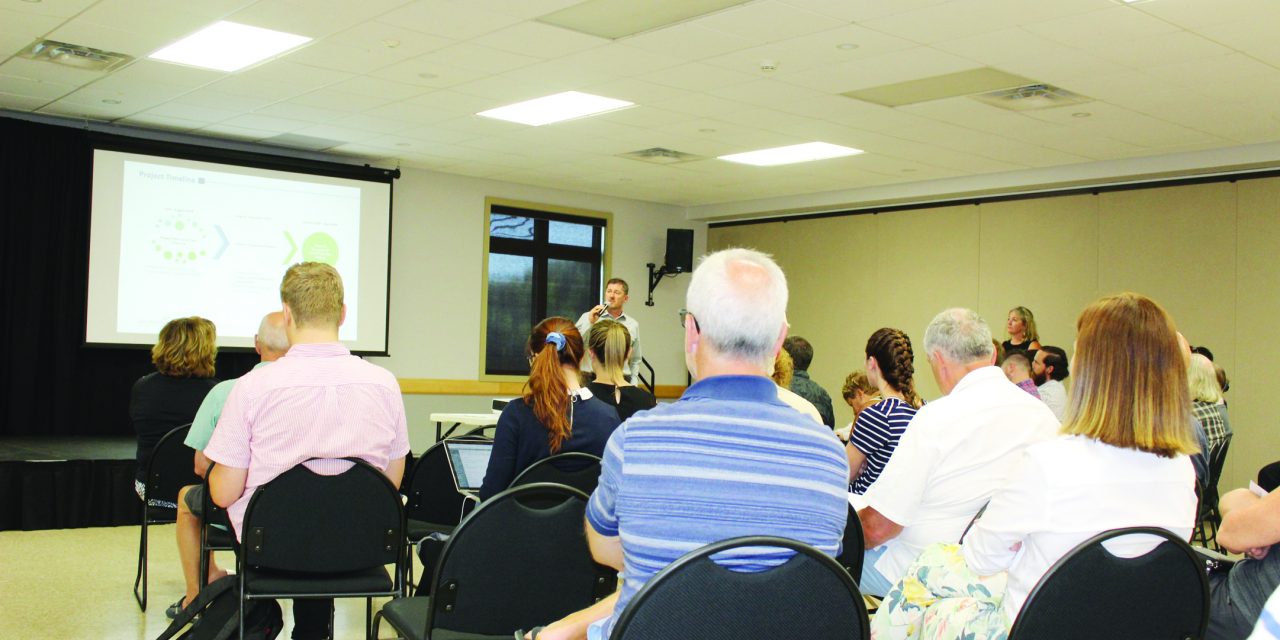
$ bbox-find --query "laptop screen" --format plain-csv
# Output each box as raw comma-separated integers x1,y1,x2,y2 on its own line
445,441,493,491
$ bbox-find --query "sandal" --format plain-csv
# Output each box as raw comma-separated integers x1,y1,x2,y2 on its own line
164,597,186,620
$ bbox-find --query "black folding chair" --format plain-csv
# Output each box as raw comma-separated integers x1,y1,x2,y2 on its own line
198,461,236,586
374,482,616,640
134,424,198,611
1193,433,1233,551
237,458,406,640
609,536,869,640
835,502,865,580
509,452,603,495
1007,526,1209,639
402,441,475,590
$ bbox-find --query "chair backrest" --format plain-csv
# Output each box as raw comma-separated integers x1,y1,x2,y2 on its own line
241,458,404,573
609,536,869,640
405,440,469,526
461,424,496,439
1206,433,1233,501
509,452,603,495
426,483,616,637
835,503,864,579
1007,526,1209,640
145,424,198,505
201,462,234,533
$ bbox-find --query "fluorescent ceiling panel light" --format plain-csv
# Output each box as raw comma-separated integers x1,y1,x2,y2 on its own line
149,21,311,72
719,142,864,167
843,68,1034,108
538,0,749,40
477,91,634,126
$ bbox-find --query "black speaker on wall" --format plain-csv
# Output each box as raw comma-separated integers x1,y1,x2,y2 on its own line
665,229,694,273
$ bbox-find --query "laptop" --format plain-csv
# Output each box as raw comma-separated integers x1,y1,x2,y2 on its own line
443,440,494,500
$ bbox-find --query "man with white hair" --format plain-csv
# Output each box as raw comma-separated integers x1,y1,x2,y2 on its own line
857,308,1059,597
531,248,849,640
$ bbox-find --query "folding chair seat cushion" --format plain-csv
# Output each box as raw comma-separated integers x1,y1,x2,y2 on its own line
244,565,393,594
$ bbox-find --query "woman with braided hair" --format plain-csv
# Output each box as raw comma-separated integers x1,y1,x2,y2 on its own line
847,327,923,494
479,317,621,500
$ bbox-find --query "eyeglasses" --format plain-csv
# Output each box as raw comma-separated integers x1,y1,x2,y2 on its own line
678,308,700,331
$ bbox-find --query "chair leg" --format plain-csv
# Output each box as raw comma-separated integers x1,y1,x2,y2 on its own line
239,575,246,640
198,525,209,587
366,597,373,640
133,512,149,611
371,610,384,640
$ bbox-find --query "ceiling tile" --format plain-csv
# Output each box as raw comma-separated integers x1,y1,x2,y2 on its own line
228,0,364,39
118,113,205,131
1023,6,1181,48
638,62,758,92
0,73,76,100
142,101,241,123
253,101,348,124
775,0,952,23
4,0,98,20
367,53,489,89
360,100,455,126
619,23,756,61
375,1,524,40
702,24,917,75
0,8,67,41
1132,0,1277,30
696,1,846,43
0,56,105,86
0,91,55,110
469,21,608,59
286,88,395,112
230,61,354,92
779,46,981,93
38,98,133,121
220,113,311,133
196,123,279,140
1086,31,1235,68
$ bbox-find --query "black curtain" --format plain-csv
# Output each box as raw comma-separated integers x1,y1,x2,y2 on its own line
0,117,256,437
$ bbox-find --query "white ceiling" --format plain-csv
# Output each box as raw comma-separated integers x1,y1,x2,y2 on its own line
2,0,1280,208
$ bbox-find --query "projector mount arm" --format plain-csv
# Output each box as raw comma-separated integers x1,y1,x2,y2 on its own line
645,262,683,307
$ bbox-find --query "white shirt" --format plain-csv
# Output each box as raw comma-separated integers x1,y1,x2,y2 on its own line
1037,378,1067,421
862,366,1060,585
963,436,1196,621
576,309,642,380
776,385,824,425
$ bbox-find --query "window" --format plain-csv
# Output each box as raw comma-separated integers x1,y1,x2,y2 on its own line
483,199,609,377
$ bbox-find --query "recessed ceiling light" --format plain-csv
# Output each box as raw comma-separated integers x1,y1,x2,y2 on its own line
477,91,634,126
836,43,859,50
149,21,311,72
719,142,864,167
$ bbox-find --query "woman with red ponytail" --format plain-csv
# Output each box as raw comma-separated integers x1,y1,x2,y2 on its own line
479,317,622,500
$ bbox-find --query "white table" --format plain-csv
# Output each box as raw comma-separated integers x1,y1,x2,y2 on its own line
428,412,499,441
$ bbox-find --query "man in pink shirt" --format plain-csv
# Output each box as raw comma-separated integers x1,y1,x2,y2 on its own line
207,261,409,640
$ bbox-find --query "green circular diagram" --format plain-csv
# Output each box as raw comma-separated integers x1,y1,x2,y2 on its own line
302,232,339,265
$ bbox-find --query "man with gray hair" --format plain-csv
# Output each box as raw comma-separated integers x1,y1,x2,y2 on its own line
530,248,849,640
856,308,1059,597
167,311,288,618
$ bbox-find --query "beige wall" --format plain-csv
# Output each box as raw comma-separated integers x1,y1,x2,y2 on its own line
363,167,706,450
710,177,1280,491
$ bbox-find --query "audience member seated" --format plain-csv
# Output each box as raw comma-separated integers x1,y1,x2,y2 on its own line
131,316,220,507
586,320,656,422
1032,345,1069,421
528,248,849,640
1001,306,1041,354
838,370,880,442
1190,353,1231,451
857,308,1058,598
206,262,410,640
783,335,836,428
847,328,923,495
871,292,1198,640
1000,350,1041,400
168,311,287,619
1209,485,1280,639
479,317,621,500
772,348,824,424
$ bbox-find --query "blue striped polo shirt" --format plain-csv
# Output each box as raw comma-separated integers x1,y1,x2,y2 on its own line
585,375,849,639
849,397,917,494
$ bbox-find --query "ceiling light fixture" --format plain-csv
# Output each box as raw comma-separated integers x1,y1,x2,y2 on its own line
1072,112,1092,118
149,21,311,72
477,91,634,126
836,43,859,50
719,142,864,167
101,98,122,104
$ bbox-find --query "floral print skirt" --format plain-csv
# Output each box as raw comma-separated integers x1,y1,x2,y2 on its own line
871,543,1011,640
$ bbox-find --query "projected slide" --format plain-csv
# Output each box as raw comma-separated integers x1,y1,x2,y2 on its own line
87,149,393,352
117,160,361,339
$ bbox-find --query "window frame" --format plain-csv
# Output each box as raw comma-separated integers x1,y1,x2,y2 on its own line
479,197,612,381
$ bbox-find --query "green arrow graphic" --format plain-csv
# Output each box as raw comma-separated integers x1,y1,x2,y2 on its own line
283,231,296,265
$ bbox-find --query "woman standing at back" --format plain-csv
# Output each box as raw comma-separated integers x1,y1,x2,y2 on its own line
586,320,656,422
479,317,621,500
847,328,923,494
1002,306,1041,354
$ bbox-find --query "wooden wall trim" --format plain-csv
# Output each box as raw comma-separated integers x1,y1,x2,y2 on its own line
398,378,686,399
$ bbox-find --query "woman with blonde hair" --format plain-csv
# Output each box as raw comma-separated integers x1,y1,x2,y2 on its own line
131,317,220,505
847,328,923,494
773,348,824,425
836,371,879,442
1002,306,1041,354
479,317,621,500
587,320,656,422
872,293,1199,640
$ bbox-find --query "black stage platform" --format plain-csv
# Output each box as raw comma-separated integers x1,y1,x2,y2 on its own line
0,436,142,531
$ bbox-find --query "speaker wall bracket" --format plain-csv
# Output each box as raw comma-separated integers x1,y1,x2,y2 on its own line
645,262,683,307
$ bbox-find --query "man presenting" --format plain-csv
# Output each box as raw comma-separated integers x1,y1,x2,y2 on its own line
783,335,836,427
206,262,410,640
577,278,641,381
858,308,1058,597
169,311,288,618
536,248,849,640
1032,346,1069,421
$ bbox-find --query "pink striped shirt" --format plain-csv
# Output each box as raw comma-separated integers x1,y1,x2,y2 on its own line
204,342,410,538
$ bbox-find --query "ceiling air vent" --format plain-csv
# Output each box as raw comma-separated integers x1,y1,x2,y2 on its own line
19,39,133,72
619,147,702,164
971,83,1092,111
